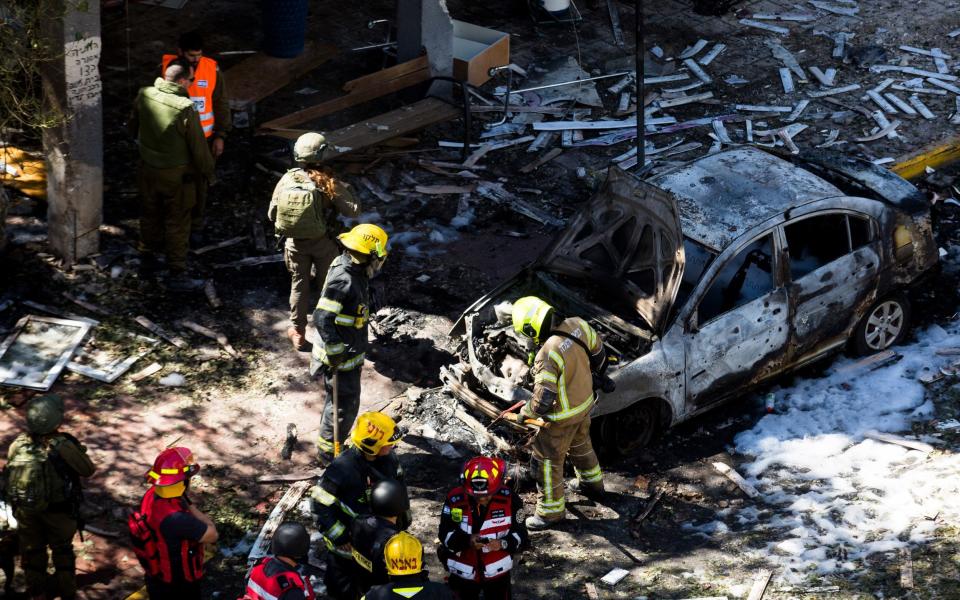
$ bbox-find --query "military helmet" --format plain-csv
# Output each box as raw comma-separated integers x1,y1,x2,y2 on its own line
294,132,327,163
512,296,554,344
371,479,410,518
271,522,310,562
26,394,64,435
384,531,423,576
351,412,402,456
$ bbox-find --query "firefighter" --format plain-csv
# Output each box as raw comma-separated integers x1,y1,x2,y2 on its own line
438,456,528,600
310,412,403,600
511,296,608,530
129,57,215,290
362,532,454,600
311,223,389,464
268,132,360,352
351,479,412,596
242,522,315,599
129,447,218,600
160,30,231,245
4,394,95,600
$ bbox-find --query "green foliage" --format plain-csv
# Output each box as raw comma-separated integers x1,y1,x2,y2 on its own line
0,0,72,131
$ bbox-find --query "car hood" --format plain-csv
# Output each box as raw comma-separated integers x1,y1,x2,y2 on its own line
536,166,685,335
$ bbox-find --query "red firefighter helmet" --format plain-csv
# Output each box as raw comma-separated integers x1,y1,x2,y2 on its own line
461,456,506,497
146,447,200,487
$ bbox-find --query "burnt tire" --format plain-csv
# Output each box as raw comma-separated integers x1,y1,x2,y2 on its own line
595,401,659,459
852,293,911,356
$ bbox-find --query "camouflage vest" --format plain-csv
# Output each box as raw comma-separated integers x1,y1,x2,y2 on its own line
4,434,67,512
273,169,328,239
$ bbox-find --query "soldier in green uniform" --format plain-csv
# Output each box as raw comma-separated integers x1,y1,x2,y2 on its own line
4,395,96,599
129,58,215,291
268,132,360,352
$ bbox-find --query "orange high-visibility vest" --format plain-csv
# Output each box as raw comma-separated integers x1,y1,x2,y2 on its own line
161,54,217,138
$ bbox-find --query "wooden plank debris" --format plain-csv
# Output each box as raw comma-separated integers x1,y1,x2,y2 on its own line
61,292,107,316
192,235,247,256
21,301,99,326
836,349,897,373
585,582,600,600
246,481,312,571
129,362,162,383
926,78,960,95
746,569,773,600
643,73,689,85
740,19,789,35
753,13,816,21
870,65,959,81
884,93,917,116
867,90,898,114
699,43,726,65
203,280,222,309
809,0,858,15
470,105,567,115
256,468,324,484
453,408,512,453
683,59,713,83
605,0,625,47
225,42,337,109
177,320,240,359
855,120,902,142
809,66,836,86
736,104,793,112
520,148,563,174
634,489,664,523
534,119,669,131
462,136,535,168
135,316,186,349
657,92,715,108
475,182,564,228
214,254,284,269
785,100,810,122
899,45,952,59
779,68,795,94
808,84,861,98
892,84,946,96
680,39,709,60
864,430,935,454
712,462,760,498
900,547,914,589
712,120,733,144
414,185,477,195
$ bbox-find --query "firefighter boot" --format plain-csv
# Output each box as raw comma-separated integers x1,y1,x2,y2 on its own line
568,478,606,502
525,514,564,531
287,326,309,352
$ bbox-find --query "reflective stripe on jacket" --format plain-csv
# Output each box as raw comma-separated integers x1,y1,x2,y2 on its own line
532,318,603,422
438,487,520,582
311,254,369,373
161,55,217,137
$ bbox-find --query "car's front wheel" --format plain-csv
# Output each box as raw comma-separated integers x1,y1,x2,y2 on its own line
595,401,660,459
852,293,911,356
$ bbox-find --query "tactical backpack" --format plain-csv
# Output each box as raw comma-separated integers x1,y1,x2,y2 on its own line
273,178,327,239
4,436,66,512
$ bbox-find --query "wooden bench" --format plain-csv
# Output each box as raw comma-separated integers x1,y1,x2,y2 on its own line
257,55,467,161
224,42,338,113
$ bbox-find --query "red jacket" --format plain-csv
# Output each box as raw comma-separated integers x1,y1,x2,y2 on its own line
437,486,527,582
129,488,204,583
243,557,315,600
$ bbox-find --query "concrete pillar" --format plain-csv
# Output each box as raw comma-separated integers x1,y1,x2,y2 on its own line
42,0,103,266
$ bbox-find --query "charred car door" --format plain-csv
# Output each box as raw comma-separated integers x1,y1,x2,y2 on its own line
683,232,791,407
783,210,881,361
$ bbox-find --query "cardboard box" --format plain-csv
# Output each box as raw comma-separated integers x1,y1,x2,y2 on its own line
452,20,510,87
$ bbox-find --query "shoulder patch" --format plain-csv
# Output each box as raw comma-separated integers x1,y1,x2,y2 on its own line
451,507,463,523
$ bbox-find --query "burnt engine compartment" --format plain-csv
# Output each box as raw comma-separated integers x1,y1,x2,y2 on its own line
455,269,655,408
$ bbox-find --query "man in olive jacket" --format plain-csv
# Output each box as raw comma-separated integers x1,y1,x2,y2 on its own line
129,58,215,290
4,395,96,599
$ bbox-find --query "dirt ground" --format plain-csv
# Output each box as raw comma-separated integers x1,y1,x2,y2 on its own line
4,0,960,598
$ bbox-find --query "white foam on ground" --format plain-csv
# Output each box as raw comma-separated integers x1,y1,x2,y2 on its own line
722,323,960,582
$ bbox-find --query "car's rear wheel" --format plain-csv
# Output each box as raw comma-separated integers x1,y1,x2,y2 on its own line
596,401,659,458
852,293,911,356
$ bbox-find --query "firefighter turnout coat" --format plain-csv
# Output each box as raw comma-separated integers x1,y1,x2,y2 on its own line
311,254,370,376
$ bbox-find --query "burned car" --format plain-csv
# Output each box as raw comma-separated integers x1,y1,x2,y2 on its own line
445,147,937,455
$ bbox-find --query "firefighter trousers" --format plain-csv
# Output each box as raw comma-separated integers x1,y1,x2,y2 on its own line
284,236,339,332
317,366,362,457
530,415,603,520
138,163,196,272
15,509,78,599
448,574,512,600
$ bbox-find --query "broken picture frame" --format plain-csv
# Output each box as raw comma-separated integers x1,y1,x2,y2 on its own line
0,315,93,391
66,333,160,383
